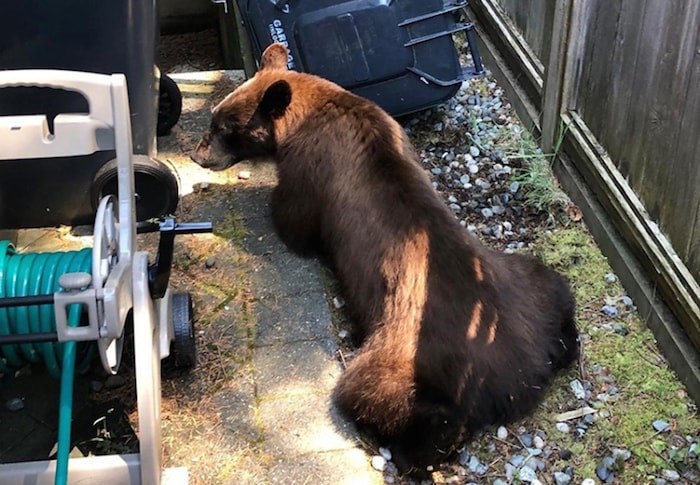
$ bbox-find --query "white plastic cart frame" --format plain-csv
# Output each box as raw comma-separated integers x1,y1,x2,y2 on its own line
0,70,188,485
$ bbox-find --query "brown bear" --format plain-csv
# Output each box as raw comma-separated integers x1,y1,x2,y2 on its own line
191,43,579,474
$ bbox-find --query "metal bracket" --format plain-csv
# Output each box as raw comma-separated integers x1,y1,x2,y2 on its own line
269,0,291,14
139,217,213,299
210,0,228,15
403,22,474,48
398,1,469,27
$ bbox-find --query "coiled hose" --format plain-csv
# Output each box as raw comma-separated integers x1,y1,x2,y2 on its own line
0,240,95,485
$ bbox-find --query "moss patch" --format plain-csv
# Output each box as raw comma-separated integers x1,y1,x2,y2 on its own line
528,225,699,483
213,212,247,244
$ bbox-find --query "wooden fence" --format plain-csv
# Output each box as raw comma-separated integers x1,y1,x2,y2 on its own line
468,0,700,400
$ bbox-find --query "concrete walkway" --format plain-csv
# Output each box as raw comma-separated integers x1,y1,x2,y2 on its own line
160,71,384,484
217,162,381,484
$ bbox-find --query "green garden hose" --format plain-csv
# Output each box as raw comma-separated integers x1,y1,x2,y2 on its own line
0,240,95,485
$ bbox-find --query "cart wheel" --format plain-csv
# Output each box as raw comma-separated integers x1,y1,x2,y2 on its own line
170,292,196,369
157,73,182,137
92,155,180,221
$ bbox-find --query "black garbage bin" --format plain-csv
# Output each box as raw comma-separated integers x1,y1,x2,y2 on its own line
0,0,179,229
232,0,484,117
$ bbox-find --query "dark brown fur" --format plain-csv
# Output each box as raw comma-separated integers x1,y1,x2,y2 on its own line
192,43,579,473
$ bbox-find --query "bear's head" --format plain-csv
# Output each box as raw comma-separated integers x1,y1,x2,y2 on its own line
191,43,293,171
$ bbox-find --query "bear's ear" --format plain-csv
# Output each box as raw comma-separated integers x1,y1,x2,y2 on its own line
260,43,290,71
259,80,292,119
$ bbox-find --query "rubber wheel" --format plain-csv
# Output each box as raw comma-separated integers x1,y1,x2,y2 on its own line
157,73,182,137
92,155,179,221
170,292,196,369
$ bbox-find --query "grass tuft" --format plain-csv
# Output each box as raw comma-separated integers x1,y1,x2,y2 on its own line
493,121,571,215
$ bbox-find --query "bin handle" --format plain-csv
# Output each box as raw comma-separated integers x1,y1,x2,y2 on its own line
399,1,484,86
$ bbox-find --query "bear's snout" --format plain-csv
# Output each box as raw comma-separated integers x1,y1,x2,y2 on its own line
190,132,235,171
191,134,212,167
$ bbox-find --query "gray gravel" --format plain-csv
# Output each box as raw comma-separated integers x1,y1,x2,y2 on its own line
653,419,671,432
5,397,24,412
401,79,549,254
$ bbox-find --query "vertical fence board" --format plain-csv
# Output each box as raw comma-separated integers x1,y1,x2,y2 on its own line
541,0,572,153
494,0,551,63
599,0,647,177
616,2,672,204
575,0,623,141
688,132,700,278
649,1,700,279
631,1,688,223
568,1,600,112
671,24,700,277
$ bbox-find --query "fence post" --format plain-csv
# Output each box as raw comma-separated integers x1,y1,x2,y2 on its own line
541,0,575,153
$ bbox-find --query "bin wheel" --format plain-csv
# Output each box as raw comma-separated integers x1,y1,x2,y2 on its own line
170,292,197,369
92,155,180,221
157,73,182,137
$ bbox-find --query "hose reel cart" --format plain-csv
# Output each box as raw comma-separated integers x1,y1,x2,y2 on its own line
0,70,211,484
